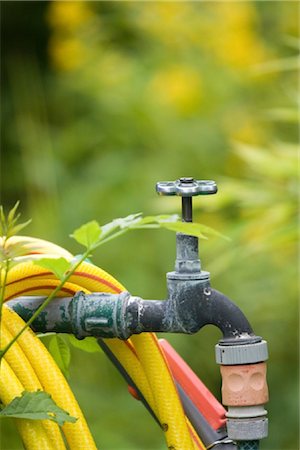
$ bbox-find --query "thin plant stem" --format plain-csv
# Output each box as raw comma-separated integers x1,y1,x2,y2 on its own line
0,259,10,329
92,228,129,247
0,234,11,331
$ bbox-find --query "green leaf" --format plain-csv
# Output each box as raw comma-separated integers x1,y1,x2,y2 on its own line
48,335,71,378
188,223,230,241
68,335,101,353
7,201,20,226
69,214,226,256
71,220,102,248
10,219,32,236
135,214,179,226
0,202,31,239
160,221,208,239
33,257,71,282
160,221,229,240
0,391,77,426
101,213,143,236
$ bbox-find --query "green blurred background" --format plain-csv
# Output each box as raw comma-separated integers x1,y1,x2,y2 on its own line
0,1,298,449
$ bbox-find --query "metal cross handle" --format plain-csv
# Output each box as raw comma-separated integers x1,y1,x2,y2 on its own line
156,177,217,222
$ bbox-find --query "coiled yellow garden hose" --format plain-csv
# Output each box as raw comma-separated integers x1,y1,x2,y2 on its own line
2,306,97,450
0,358,58,450
1,236,205,450
0,323,66,449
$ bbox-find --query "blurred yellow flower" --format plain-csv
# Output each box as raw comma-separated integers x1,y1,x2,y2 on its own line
47,1,95,71
149,66,202,115
48,36,86,71
47,1,93,32
128,2,267,68
204,3,267,68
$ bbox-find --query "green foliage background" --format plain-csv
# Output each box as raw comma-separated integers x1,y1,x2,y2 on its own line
0,1,298,449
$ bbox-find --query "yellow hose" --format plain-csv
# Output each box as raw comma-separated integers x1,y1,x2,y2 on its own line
0,358,57,450
0,324,66,449
1,236,205,449
5,260,124,295
2,306,97,450
131,333,195,449
104,338,157,414
0,235,73,260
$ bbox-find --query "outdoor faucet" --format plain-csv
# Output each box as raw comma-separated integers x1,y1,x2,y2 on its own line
9,177,269,448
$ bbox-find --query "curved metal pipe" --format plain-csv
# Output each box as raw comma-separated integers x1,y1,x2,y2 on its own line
202,288,255,342
7,286,257,343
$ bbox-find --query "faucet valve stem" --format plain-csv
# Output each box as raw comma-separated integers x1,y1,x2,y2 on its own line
156,177,218,222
